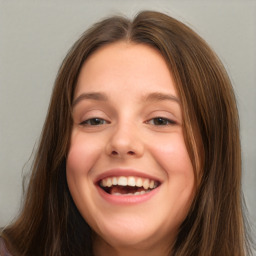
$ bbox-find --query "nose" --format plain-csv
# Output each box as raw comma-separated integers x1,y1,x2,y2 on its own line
105,122,144,158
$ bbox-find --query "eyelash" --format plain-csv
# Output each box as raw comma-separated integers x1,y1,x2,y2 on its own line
79,117,176,126
146,117,176,126
79,118,109,126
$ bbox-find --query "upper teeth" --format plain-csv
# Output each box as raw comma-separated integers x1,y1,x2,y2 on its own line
100,176,158,190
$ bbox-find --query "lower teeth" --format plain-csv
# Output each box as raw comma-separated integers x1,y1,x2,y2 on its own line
112,190,150,196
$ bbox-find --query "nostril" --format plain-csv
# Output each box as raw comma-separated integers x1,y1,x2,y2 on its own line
111,151,118,156
110,150,135,156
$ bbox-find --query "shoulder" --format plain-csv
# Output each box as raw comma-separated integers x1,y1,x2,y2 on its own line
0,237,13,256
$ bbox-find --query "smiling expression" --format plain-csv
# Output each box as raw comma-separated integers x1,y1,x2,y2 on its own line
66,41,195,255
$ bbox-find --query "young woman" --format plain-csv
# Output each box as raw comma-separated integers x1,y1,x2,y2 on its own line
0,10,252,256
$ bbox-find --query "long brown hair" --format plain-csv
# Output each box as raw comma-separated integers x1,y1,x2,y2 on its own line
1,11,252,256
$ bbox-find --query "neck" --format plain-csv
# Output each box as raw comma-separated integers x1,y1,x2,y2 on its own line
93,234,173,256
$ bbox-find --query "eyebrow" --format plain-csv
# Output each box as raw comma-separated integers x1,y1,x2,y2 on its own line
143,92,180,104
72,92,108,107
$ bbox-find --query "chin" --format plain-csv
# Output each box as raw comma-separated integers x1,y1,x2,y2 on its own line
91,209,178,252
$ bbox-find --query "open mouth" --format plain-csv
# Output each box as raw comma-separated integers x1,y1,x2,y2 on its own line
99,176,160,196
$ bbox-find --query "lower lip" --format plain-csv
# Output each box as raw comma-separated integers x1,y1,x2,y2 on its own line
96,185,160,205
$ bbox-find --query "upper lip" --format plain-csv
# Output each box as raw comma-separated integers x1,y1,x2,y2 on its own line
94,168,162,185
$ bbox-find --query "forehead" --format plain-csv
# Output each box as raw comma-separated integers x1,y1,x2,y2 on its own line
75,41,178,99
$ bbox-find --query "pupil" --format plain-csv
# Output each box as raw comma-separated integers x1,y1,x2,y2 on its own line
92,118,102,125
155,118,166,125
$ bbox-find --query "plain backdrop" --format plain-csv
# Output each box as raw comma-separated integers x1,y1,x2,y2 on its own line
0,0,255,243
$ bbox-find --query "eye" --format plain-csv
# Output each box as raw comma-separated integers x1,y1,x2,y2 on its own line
79,118,109,126
146,117,176,126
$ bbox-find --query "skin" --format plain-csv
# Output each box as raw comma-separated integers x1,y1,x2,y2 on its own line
66,41,195,256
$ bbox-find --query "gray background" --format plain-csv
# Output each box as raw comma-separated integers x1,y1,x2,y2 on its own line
0,0,255,245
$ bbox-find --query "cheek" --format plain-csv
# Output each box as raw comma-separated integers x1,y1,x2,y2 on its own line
145,133,195,232
149,133,193,176
67,132,103,176
66,132,104,221
148,132,195,206
67,143,91,174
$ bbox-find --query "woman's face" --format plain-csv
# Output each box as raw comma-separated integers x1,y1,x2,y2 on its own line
67,42,195,254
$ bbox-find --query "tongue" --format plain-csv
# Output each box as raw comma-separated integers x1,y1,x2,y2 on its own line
109,185,147,195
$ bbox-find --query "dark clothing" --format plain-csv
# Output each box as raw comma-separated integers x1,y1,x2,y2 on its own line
0,238,12,256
